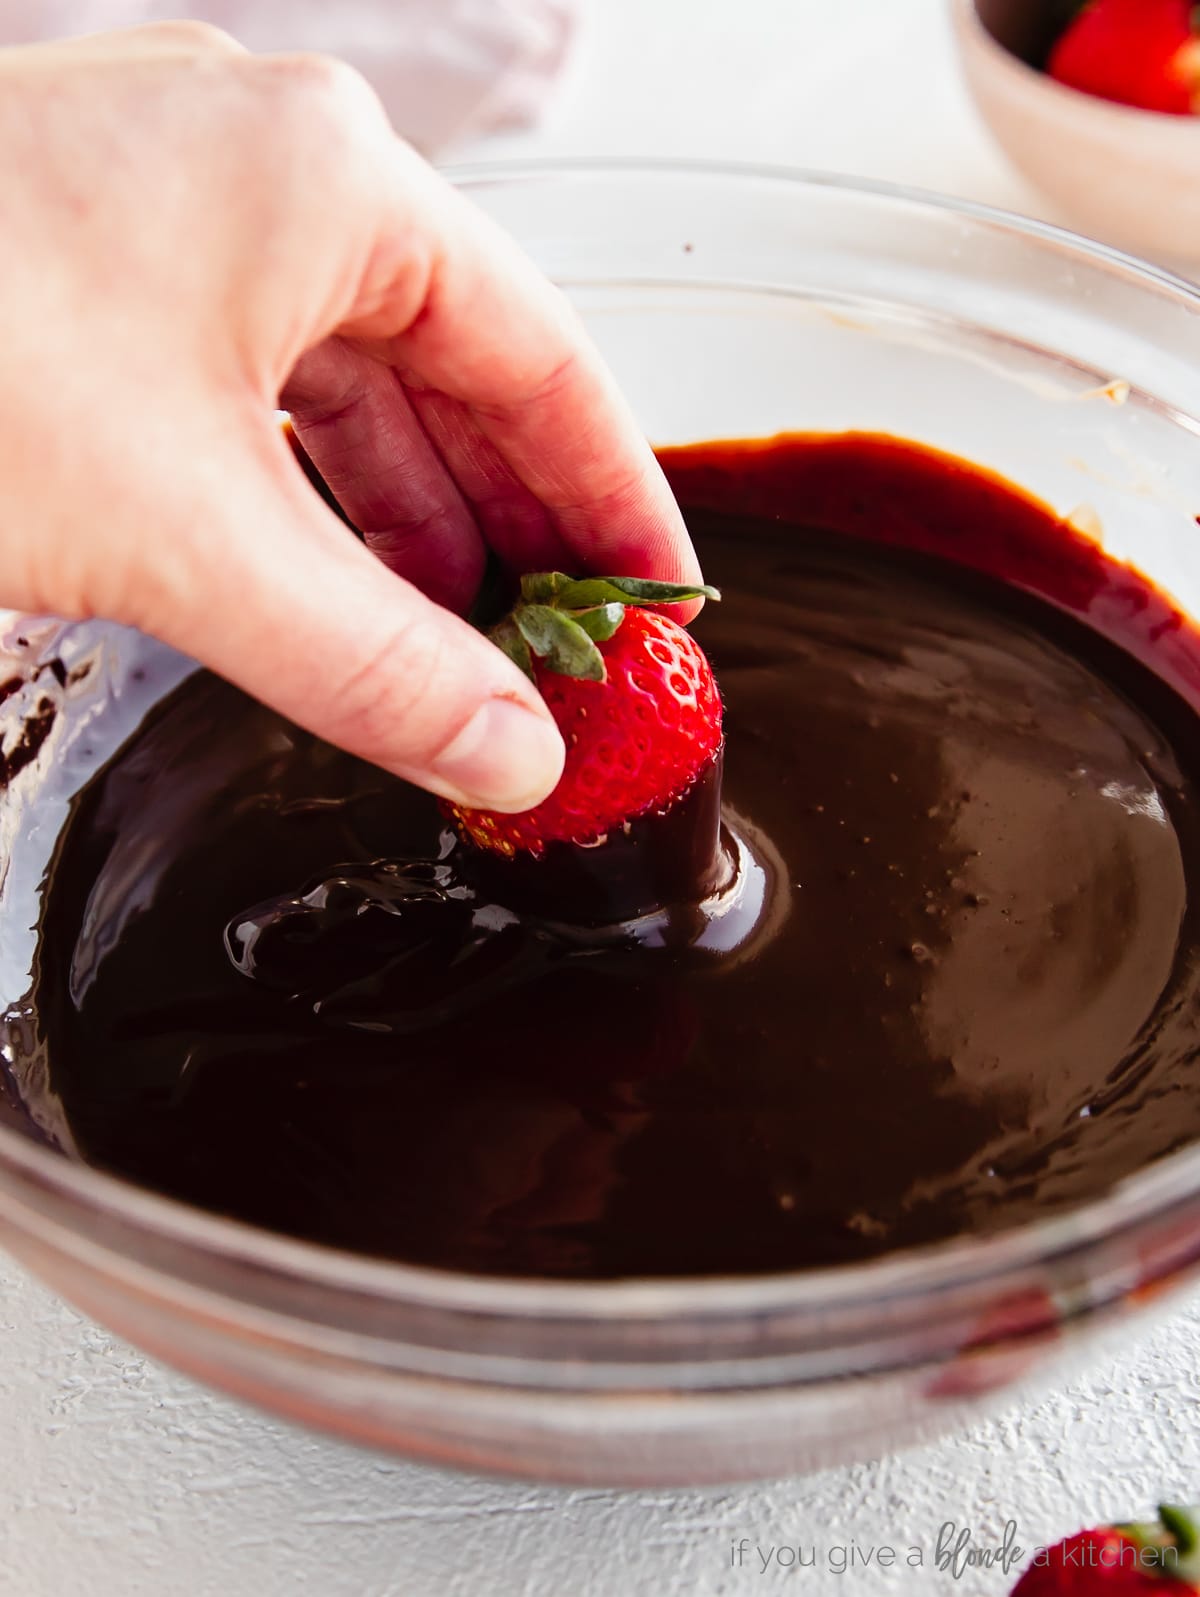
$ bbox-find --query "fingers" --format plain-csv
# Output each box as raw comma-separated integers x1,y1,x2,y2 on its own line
132,423,564,812
0,29,695,814
283,338,486,615
315,151,705,591
397,383,580,578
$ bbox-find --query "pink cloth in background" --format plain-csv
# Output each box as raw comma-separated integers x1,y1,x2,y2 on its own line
0,0,582,153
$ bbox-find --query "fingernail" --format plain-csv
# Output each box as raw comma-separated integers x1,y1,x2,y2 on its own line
430,698,564,812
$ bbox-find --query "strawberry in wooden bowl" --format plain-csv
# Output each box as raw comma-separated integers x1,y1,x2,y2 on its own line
951,0,1200,257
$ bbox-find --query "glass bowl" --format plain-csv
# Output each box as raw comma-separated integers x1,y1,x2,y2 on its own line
1,163,1199,1488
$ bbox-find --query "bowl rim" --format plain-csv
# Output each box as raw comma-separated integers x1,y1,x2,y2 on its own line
4,158,1200,1328
446,153,1200,303
950,0,1200,133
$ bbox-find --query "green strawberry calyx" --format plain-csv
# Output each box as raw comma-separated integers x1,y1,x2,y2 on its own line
488,573,719,686
1114,1504,1200,1583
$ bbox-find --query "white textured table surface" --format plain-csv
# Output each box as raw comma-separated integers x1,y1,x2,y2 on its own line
5,3,1200,1595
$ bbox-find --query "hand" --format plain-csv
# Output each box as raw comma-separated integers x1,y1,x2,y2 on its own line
0,24,702,810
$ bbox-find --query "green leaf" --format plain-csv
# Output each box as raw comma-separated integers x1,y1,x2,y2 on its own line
1158,1505,1199,1560
555,576,721,609
1117,1506,1200,1585
514,605,606,682
519,572,571,605
573,602,625,642
488,616,534,680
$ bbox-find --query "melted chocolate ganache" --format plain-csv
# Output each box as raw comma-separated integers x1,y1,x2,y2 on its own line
15,434,1200,1278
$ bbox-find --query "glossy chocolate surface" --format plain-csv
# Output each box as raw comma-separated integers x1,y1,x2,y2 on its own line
15,434,1200,1278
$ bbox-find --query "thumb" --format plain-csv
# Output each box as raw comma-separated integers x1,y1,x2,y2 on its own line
133,428,564,812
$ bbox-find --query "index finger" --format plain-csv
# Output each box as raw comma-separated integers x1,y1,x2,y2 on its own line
337,156,705,592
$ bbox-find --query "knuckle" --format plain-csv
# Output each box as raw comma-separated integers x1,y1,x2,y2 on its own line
469,353,580,429
330,612,460,760
147,19,244,54
254,52,383,144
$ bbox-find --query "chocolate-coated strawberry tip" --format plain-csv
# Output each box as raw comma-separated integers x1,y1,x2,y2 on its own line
456,582,724,874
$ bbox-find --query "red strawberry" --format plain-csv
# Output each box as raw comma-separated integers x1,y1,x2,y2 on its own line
1012,1505,1200,1593
447,573,721,857
1047,0,1200,115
